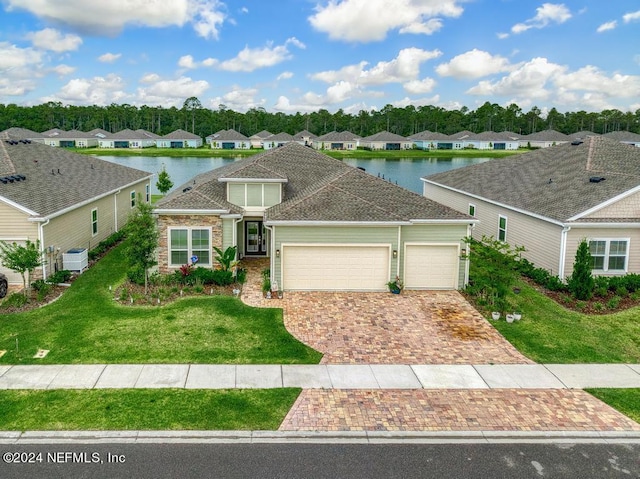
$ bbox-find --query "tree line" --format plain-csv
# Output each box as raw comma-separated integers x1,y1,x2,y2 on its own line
1,98,638,139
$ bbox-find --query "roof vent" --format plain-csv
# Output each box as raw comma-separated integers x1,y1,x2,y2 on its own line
182,186,192,193
571,140,583,145
589,176,605,183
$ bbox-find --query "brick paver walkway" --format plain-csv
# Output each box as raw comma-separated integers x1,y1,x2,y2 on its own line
279,389,640,432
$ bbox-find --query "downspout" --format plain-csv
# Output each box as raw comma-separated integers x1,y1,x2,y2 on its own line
264,224,275,286
38,218,50,279
114,189,121,232
559,225,571,280
397,225,401,279
464,223,472,287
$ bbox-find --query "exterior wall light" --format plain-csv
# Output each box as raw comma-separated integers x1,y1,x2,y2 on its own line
392,250,398,259
276,249,280,257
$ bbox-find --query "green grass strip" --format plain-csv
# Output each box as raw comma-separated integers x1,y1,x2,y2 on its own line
0,389,300,431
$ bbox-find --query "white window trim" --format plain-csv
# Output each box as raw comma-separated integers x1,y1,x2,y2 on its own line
227,183,281,208
168,227,212,267
588,238,630,274
498,215,507,242
91,208,98,237
130,190,136,208
145,184,150,203
468,203,476,217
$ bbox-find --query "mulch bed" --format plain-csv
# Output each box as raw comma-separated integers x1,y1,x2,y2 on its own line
0,284,69,314
113,282,241,306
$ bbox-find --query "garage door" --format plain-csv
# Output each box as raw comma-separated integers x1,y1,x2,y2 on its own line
282,245,390,291
404,244,459,289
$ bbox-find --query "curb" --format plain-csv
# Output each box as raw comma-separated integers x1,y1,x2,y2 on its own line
2,430,640,445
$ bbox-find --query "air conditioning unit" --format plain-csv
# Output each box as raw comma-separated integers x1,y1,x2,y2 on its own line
63,248,88,272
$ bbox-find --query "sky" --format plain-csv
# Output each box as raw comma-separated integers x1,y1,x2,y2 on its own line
0,0,639,116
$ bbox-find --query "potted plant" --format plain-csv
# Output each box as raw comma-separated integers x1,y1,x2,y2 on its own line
491,312,500,320
387,276,404,294
513,312,522,321
506,313,515,323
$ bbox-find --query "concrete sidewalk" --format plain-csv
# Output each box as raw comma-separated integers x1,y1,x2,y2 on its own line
1,363,640,390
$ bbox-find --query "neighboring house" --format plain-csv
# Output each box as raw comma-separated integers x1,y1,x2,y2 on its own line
155,142,474,291
463,131,520,150
249,130,273,148
263,132,295,150
518,129,570,148
312,131,361,150
359,131,413,150
157,129,203,148
293,130,317,147
423,136,640,280
99,128,157,148
33,129,98,148
570,131,599,141
409,131,459,150
87,128,112,141
603,131,640,148
206,129,251,149
0,130,152,284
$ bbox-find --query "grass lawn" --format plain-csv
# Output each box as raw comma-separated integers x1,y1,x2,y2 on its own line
0,389,300,430
586,389,640,423
0,243,321,365
487,279,640,364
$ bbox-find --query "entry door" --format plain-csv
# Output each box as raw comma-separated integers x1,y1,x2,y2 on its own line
246,221,266,255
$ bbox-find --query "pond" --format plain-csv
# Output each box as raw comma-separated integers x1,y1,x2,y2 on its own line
96,155,491,195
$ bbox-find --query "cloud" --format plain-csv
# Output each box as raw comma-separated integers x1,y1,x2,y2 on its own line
403,78,437,94
277,71,293,80
436,49,513,79
596,21,617,33
509,3,572,35
136,75,210,105
27,28,82,52
41,74,129,105
51,64,76,76
308,0,464,42
0,41,42,70
311,48,442,85
217,38,305,72
209,86,265,112
4,0,227,39
554,65,640,98
98,53,122,63
623,10,640,23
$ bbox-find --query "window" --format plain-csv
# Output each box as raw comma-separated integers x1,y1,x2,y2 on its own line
169,228,211,266
589,239,628,272
498,215,507,241
91,208,98,236
145,184,150,203
468,204,476,217
130,191,136,208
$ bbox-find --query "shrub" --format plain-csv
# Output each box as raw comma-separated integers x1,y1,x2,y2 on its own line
567,240,594,300
47,270,72,284
607,296,621,310
127,266,146,285
88,230,126,261
235,268,247,284
0,292,28,308
622,274,640,292
544,275,566,292
594,287,608,298
31,279,51,293
593,302,604,312
211,269,233,286
615,286,629,297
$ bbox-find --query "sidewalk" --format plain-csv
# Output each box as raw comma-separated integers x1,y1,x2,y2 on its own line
1,363,640,390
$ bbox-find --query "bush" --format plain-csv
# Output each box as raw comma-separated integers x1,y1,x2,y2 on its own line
127,266,146,285
47,270,72,284
235,268,247,284
544,275,566,292
0,292,28,308
615,286,629,297
607,296,621,310
88,230,126,261
567,240,595,300
31,279,51,294
622,274,640,292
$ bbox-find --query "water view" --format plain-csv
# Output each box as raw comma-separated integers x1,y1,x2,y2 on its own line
96,155,492,195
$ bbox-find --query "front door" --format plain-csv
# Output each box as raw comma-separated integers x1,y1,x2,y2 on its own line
245,221,266,255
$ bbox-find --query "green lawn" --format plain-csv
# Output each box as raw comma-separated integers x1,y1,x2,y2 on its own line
489,279,640,364
0,243,321,365
586,389,640,423
0,389,300,430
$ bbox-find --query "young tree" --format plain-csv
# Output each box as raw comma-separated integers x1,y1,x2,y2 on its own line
156,164,173,196
567,239,595,300
124,199,159,294
0,240,44,296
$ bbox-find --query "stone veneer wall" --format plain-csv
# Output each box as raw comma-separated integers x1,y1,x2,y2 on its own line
156,214,223,274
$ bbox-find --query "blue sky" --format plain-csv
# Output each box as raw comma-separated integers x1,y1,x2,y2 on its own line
0,0,638,115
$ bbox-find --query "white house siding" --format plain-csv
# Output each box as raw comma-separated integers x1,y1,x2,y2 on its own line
424,182,563,275
0,202,39,283
564,227,640,278
582,190,640,219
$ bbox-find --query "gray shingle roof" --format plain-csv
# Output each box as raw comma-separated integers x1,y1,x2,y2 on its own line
361,131,408,142
316,130,361,141
520,129,570,141
603,131,640,142
157,142,469,223
293,130,317,140
425,136,640,222
0,132,152,218
266,132,295,142
161,129,201,140
206,129,249,141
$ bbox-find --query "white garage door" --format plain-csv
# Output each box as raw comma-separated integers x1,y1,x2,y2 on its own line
282,245,390,291
404,244,459,289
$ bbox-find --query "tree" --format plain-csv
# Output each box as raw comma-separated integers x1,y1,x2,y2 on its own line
567,239,595,300
0,240,44,296
124,199,159,294
156,164,174,195
183,97,202,133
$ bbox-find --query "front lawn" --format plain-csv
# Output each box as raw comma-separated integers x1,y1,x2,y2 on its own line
484,278,640,364
0,389,299,430
0,243,321,364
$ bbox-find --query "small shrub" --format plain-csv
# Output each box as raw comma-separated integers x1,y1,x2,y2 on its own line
193,285,204,294
545,275,566,292
622,273,640,292
47,270,72,284
31,279,49,292
615,286,629,297
567,240,594,300
593,302,604,312
594,287,608,298
211,269,233,286
607,296,621,310
594,276,609,290
127,266,146,285
235,268,247,284
631,291,640,301
559,294,572,304
0,292,28,308
575,301,586,311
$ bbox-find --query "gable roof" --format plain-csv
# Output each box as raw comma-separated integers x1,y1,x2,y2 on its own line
250,130,272,139
161,129,201,140
361,131,408,142
316,130,361,141
520,129,570,141
425,136,640,223
293,130,317,140
0,130,152,218
603,131,640,142
266,132,295,142
206,129,249,141
0,127,40,140
157,142,469,223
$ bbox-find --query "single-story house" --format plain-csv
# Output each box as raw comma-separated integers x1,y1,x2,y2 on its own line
155,142,474,291
409,131,460,150
312,131,361,150
206,129,251,149
249,130,273,149
359,131,413,150
34,129,98,148
263,132,295,150
603,131,640,148
157,129,203,148
99,128,157,148
0,130,152,284
518,129,570,149
462,131,520,150
423,136,640,280
87,128,111,140
293,130,317,147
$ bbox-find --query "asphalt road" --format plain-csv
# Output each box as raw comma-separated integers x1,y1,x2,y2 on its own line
1,443,639,478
